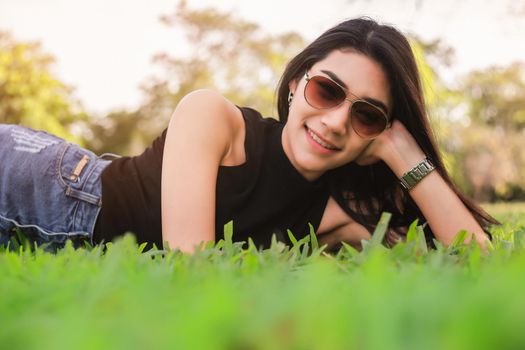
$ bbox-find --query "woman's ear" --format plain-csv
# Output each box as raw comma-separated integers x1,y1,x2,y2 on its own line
288,79,298,95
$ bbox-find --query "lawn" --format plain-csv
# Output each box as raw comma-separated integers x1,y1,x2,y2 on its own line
1,203,524,350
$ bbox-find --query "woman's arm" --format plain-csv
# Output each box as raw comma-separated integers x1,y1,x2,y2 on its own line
318,220,372,251
357,120,491,249
317,196,372,251
161,90,241,253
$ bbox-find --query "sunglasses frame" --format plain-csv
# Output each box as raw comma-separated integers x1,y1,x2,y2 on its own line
303,71,390,139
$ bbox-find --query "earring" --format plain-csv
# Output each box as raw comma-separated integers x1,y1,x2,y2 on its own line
288,91,294,106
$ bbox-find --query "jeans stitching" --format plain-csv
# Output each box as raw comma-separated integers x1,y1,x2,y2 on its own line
0,213,90,237
55,142,70,189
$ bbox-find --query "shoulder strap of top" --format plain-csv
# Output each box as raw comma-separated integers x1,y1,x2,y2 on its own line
233,106,279,168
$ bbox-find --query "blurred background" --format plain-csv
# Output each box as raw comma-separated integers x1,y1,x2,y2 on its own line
0,0,524,202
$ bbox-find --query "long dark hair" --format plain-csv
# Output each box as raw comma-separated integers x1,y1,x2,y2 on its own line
276,17,498,246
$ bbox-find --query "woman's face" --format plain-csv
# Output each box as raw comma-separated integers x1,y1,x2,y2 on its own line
281,49,392,181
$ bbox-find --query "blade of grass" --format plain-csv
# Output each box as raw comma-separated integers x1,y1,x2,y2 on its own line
308,223,319,251
369,212,392,246
287,229,298,246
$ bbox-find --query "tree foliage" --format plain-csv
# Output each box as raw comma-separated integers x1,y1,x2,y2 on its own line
462,62,525,130
0,32,86,143
154,0,304,118
88,1,304,156
411,38,525,201
445,63,525,201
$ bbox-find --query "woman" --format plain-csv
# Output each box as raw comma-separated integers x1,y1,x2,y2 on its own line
0,18,497,253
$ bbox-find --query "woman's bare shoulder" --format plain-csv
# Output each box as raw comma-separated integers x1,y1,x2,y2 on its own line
167,89,245,165
174,89,243,131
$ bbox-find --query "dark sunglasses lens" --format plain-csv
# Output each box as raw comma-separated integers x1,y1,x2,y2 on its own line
351,102,387,137
305,76,346,108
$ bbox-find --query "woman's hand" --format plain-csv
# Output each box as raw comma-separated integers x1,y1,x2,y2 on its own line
356,119,491,250
355,120,426,177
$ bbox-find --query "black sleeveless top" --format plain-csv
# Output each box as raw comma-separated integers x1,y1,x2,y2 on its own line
93,107,330,249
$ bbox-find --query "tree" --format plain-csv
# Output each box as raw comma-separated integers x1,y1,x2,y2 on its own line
462,62,525,131
445,62,525,201
408,36,525,201
90,1,305,156
0,31,87,143
153,0,304,118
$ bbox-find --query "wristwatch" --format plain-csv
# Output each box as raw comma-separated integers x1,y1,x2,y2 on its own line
399,158,435,190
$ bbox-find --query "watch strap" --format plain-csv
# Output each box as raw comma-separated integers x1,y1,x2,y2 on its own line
399,158,435,190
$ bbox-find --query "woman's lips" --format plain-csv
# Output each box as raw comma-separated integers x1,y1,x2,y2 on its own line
305,126,340,153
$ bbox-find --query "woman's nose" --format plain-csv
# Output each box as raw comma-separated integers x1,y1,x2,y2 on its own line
320,103,351,136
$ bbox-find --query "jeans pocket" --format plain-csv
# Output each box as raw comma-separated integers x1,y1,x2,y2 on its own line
57,144,93,186
56,144,105,207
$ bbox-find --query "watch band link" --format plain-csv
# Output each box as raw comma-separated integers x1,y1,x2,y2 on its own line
399,158,435,190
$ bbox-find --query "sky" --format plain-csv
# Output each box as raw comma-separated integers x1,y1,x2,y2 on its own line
1,0,524,115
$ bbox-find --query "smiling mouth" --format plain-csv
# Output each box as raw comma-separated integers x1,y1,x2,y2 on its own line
305,126,340,151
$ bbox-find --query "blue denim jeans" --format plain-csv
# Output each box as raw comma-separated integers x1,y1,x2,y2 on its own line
0,124,114,250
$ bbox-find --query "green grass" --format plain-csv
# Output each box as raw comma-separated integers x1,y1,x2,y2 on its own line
483,201,525,222
1,204,524,350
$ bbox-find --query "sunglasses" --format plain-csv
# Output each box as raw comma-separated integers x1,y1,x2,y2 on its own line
304,71,390,139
